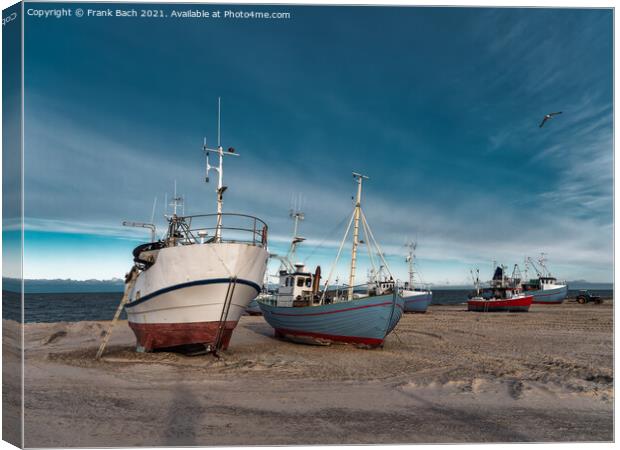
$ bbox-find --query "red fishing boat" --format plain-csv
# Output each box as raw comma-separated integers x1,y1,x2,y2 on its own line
467,266,533,312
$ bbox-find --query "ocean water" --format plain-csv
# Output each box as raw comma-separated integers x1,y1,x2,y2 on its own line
2,289,613,323
3,291,126,323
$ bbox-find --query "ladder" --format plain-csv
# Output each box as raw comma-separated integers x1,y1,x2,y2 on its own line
213,276,237,355
95,267,139,360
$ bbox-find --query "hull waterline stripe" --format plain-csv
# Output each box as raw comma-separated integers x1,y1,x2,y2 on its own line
275,327,384,346
404,297,431,303
125,278,261,308
268,301,396,317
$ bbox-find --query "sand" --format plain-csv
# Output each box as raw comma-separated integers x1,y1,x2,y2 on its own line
3,300,613,447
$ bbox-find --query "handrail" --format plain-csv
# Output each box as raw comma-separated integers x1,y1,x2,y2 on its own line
175,212,268,247
181,212,267,229
267,281,400,300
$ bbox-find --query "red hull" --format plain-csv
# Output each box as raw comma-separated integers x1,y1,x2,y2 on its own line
467,295,533,312
274,327,384,348
128,320,238,351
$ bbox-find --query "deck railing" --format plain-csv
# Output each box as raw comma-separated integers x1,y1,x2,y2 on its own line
179,213,268,247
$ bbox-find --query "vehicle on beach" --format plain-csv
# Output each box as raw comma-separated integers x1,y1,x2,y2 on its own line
467,266,533,312
121,101,269,353
258,173,404,348
401,241,432,313
576,290,603,304
520,254,568,304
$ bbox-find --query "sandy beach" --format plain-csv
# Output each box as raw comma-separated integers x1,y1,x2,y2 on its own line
3,300,613,446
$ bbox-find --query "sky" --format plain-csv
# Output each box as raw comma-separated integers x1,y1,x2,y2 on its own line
13,4,613,284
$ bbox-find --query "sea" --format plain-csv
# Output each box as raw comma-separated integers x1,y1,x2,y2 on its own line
2,289,614,323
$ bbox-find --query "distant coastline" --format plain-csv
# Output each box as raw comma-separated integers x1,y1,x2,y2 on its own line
2,277,125,293
1,277,613,294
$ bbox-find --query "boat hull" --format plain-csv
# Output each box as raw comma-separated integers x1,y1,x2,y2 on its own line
258,293,404,348
245,298,262,315
467,295,533,312
525,285,568,304
125,242,268,351
402,290,432,313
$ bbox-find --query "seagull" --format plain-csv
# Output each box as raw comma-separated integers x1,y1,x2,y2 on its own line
539,111,562,128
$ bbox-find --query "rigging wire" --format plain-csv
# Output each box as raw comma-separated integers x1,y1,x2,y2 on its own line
302,212,352,264
319,209,356,304
360,209,393,279
360,212,378,278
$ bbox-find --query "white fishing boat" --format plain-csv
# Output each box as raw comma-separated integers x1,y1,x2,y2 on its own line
520,254,568,304
123,100,269,352
400,241,433,313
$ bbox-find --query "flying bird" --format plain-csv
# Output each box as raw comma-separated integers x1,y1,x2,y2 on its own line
539,111,562,128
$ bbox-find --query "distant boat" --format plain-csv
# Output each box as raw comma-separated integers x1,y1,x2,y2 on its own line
401,241,432,313
520,254,568,304
467,266,533,312
123,100,269,353
246,206,306,316
245,296,264,316
258,173,404,348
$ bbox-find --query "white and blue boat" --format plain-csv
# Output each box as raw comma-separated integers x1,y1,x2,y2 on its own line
401,241,433,313
260,289,403,347
521,254,568,304
258,172,404,348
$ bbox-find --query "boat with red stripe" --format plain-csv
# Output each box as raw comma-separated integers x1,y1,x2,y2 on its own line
467,265,533,313
258,172,404,348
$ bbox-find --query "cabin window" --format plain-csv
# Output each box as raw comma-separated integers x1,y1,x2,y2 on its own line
297,277,304,287
305,278,312,287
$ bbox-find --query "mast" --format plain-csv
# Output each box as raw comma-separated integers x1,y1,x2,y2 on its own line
348,172,368,300
405,241,417,289
170,180,183,217
538,252,550,277
287,196,305,265
204,97,239,243
470,268,480,296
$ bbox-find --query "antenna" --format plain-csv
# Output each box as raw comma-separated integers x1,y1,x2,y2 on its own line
150,197,158,225
169,180,184,216
203,97,239,242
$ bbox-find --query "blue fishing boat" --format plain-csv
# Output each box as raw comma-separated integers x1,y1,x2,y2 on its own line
401,241,433,313
521,254,568,304
261,290,403,347
402,290,432,312
258,172,404,348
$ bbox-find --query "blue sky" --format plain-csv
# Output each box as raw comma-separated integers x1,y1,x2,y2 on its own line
17,5,613,283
